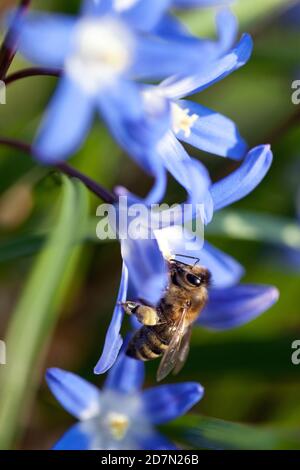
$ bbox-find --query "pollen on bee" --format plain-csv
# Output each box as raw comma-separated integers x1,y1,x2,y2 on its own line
145,309,159,326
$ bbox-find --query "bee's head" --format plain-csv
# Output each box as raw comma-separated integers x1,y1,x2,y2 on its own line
169,259,211,291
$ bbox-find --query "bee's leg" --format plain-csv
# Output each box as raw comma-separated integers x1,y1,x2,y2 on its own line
121,301,160,326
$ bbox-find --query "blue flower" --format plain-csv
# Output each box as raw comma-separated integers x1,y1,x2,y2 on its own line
156,34,252,160
108,32,253,205
13,1,227,164
84,1,238,61
95,144,275,374
46,352,204,450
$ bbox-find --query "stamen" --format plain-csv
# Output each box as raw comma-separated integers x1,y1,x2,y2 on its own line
171,103,198,138
106,412,130,440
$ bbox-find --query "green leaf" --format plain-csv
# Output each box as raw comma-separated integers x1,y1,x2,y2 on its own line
163,415,300,450
0,234,45,263
0,219,113,264
181,0,295,37
0,177,89,449
206,210,300,249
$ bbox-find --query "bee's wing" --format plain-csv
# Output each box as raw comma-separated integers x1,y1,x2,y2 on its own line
156,309,187,382
172,325,192,376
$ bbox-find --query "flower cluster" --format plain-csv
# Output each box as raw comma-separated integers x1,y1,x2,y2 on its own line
4,0,280,450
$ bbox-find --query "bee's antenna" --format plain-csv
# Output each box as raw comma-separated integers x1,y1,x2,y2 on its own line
173,254,200,268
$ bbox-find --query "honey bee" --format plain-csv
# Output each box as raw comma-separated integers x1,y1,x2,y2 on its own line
122,255,211,381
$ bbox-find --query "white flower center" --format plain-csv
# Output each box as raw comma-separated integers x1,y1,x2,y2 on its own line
171,103,198,138
66,17,134,94
114,0,139,11
105,412,130,440
82,391,154,450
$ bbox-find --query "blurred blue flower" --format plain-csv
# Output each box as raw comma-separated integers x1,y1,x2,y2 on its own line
84,1,237,58
46,352,203,450
13,1,230,164
83,0,233,31
173,0,233,6
281,2,300,29
95,144,275,373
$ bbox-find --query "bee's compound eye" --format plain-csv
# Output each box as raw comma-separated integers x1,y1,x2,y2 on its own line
186,273,201,287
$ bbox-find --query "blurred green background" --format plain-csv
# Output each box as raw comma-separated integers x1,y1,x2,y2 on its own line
0,0,300,450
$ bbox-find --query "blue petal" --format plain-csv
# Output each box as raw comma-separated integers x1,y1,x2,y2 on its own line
153,13,194,39
105,351,145,394
155,9,236,61
142,383,204,424
173,0,233,6
34,76,94,163
132,35,208,81
200,241,244,288
98,83,170,176
198,284,279,330
46,368,100,420
121,236,168,305
99,79,143,122
14,13,76,68
216,8,238,53
81,0,113,15
185,159,213,223
272,246,300,273
119,0,172,32
157,132,211,206
53,423,94,450
83,0,172,33
158,34,253,99
116,166,168,206
211,145,273,211
133,429,178,450
143,167,168,205
94,264,128,374
176,100,247,160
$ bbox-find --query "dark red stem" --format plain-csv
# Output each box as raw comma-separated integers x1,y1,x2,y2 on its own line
4,67,61,85
0,0,32,79
0,137,117,204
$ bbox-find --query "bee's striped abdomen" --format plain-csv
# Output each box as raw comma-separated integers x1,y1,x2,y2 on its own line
126,326,170,361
